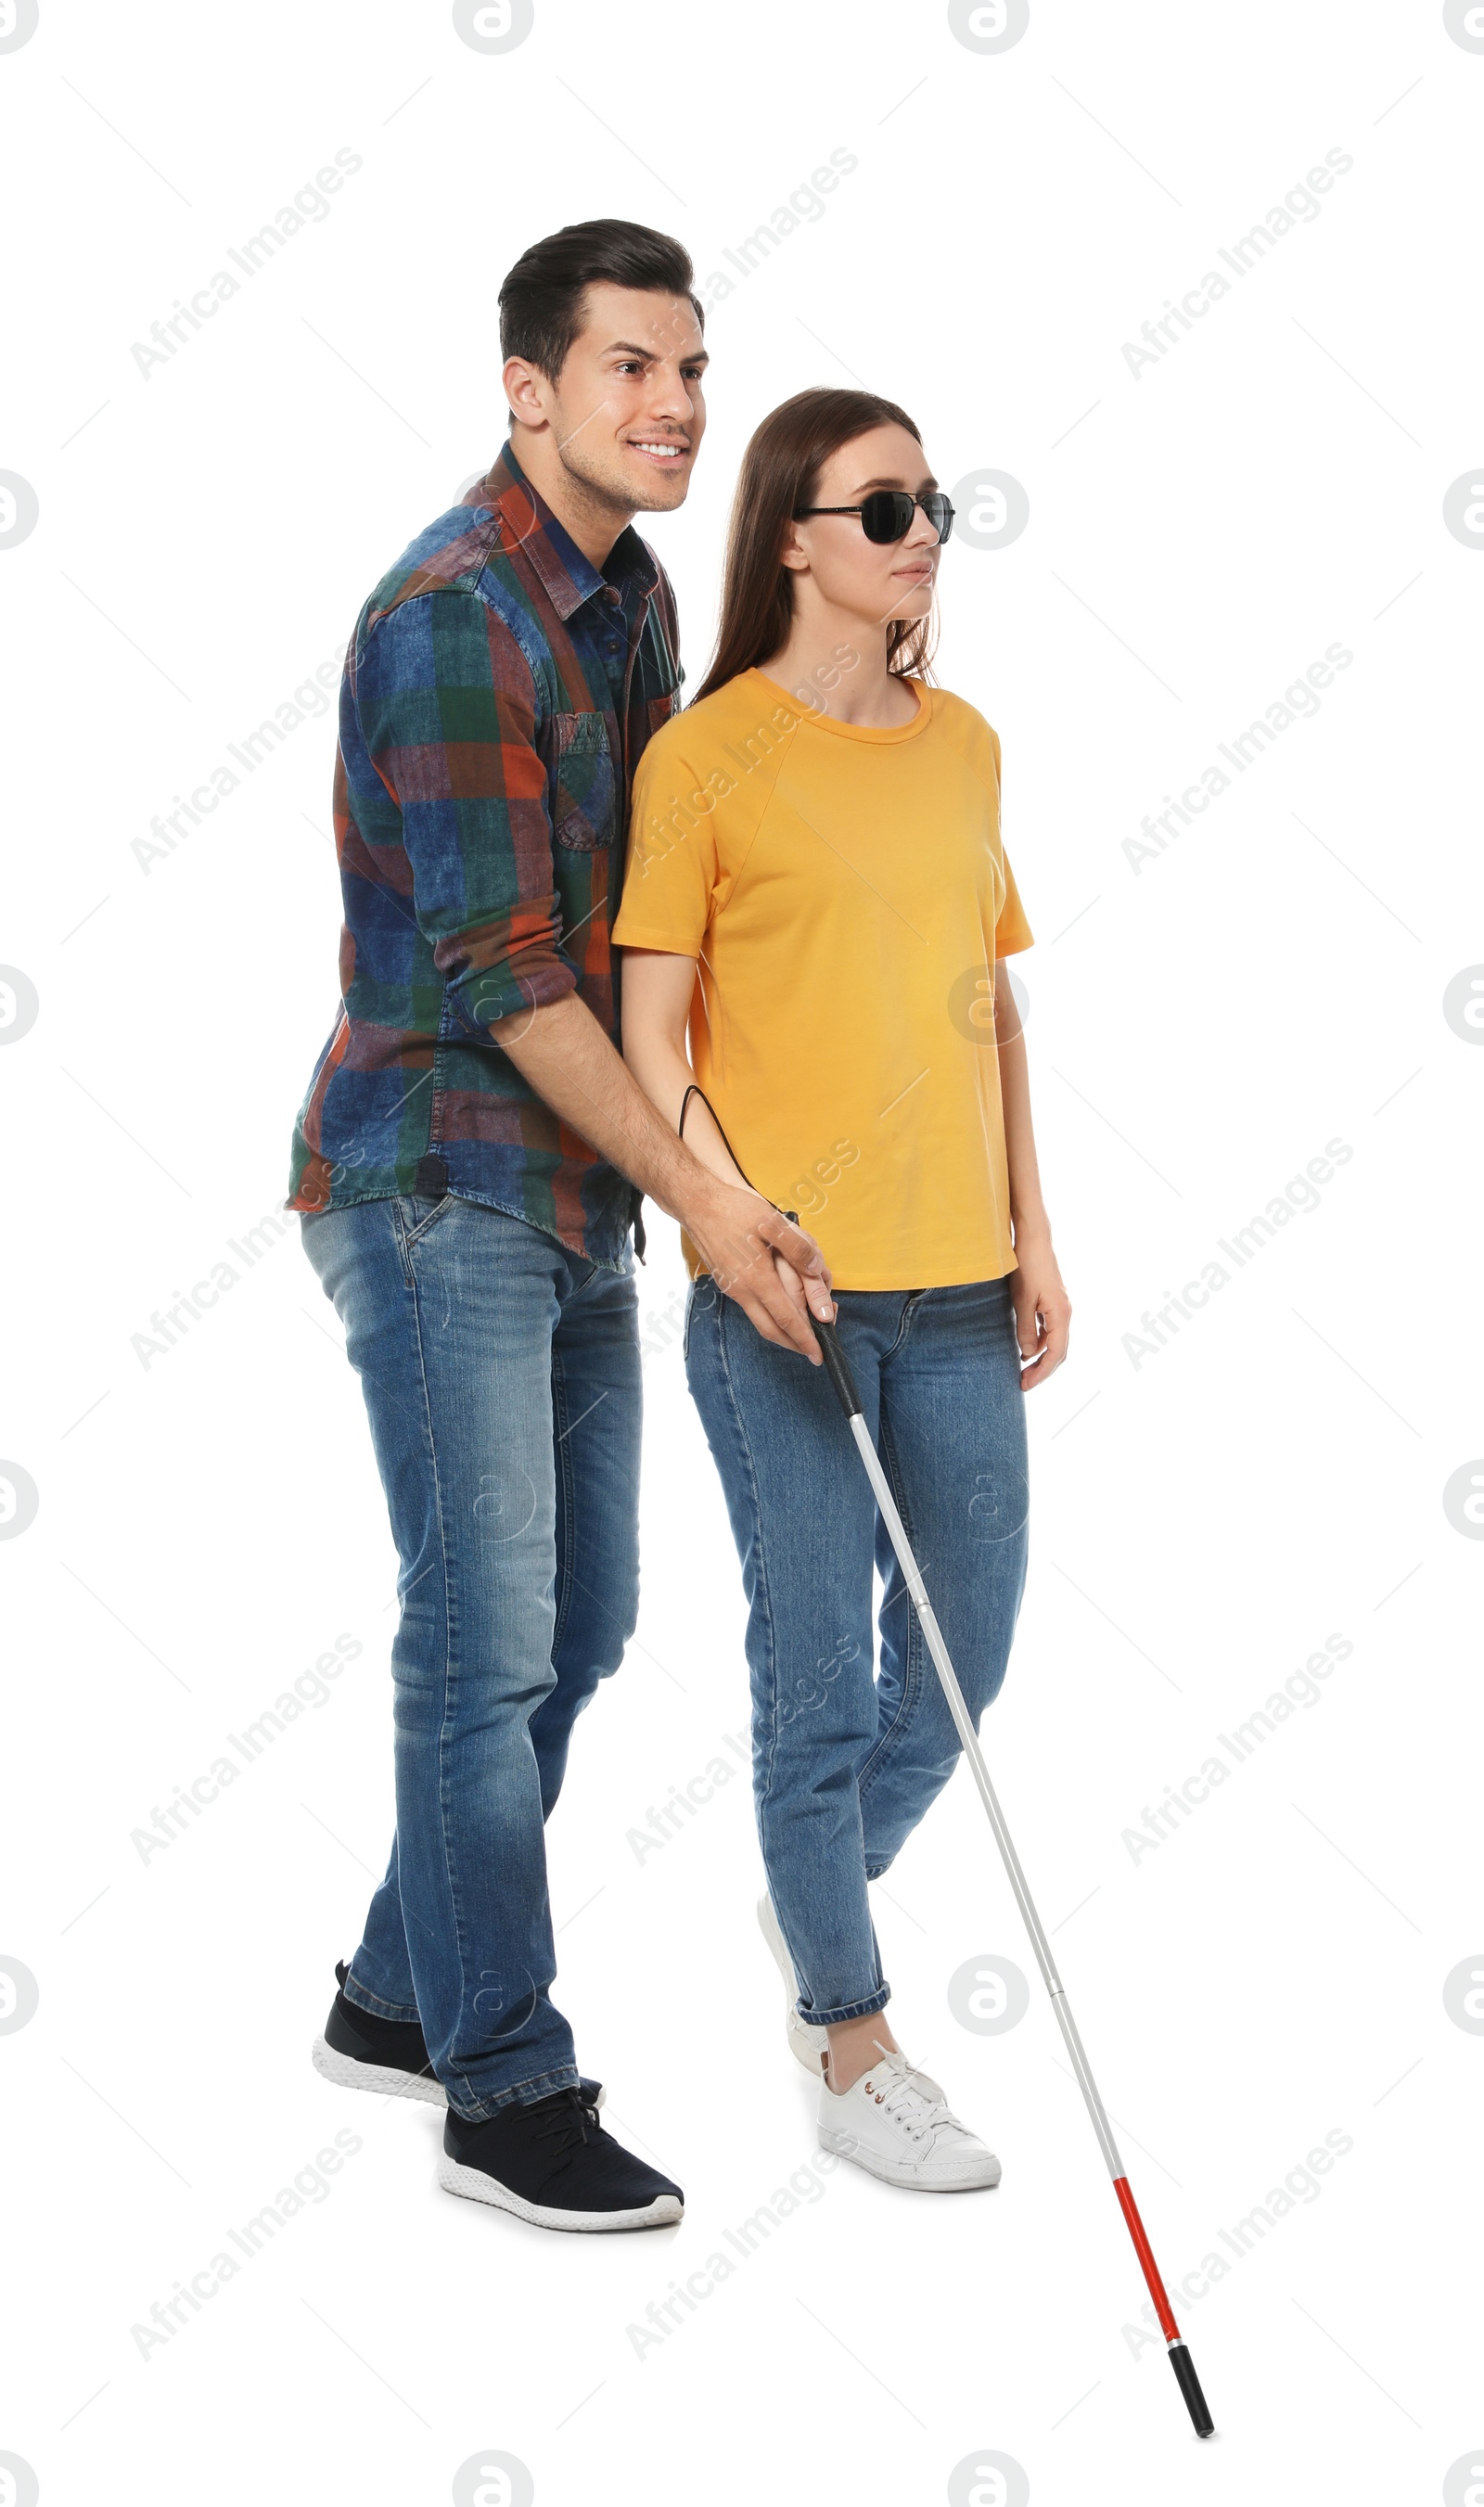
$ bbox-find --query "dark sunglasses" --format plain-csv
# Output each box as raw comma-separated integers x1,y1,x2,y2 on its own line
792,488,955,545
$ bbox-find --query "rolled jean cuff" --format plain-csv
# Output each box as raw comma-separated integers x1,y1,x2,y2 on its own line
342,1970,420,2025
446,2061,582,2123
799,1983,891,2029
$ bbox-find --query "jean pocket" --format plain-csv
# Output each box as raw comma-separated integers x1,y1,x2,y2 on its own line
551,711,617,851
393,1193,454,1277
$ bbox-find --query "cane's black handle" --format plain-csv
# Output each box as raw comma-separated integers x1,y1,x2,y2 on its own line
776,1210,856,1415
1168,2342,1215,2437
813,1317,862,1419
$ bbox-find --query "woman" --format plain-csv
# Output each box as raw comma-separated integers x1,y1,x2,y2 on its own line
614,388,1070,2192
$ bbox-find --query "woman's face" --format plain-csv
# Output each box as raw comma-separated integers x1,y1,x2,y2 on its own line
782,422,942,633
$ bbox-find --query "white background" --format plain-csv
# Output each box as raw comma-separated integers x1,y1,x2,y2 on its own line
2,2,1481,2502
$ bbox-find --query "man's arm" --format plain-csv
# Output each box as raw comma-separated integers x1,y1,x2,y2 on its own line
498,988,834,1362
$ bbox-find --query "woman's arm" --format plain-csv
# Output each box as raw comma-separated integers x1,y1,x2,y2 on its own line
994,961,1071,1390
621,946,836,1326
620,950,753,1190
494,984,829,1361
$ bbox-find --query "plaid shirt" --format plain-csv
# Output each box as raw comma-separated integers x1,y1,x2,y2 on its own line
287,441,680,1263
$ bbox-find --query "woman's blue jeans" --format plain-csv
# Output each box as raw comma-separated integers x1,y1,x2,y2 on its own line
301,1193,640,2119
685,1273,1029,2029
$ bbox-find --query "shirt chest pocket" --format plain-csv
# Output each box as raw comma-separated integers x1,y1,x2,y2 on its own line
550,711,617,851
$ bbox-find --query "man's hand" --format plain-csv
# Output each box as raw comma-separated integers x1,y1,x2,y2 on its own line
683,1178,835,1362
1010,1226,1071,1391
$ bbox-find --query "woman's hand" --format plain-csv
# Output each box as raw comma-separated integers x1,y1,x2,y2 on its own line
770,1247,837,1340
1010,1226,1070,1391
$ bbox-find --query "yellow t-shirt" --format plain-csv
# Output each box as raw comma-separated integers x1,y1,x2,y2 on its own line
612,668,1033,1291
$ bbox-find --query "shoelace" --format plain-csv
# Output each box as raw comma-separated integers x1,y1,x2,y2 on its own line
864,2046,966,2145
529,2088,603,2175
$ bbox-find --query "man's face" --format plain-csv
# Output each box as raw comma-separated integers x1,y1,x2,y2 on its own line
506,282,708,515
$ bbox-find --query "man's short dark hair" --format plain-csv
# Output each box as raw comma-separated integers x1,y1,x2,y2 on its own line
497,218,703,390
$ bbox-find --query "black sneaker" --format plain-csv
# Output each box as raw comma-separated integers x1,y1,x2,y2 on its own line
312,1963,605,2111
439,2088,683,2232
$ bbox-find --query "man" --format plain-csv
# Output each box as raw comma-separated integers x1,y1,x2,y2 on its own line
288,220,832,2232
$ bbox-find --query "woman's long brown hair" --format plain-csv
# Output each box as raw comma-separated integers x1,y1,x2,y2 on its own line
690,387,938,708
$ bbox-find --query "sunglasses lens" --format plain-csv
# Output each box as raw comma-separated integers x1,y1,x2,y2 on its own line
924,493,953,543
861,491,915,544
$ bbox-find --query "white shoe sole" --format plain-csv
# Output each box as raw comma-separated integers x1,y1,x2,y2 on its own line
437,2156,682,2232
756,1897,827,2078
312,2036,446,2105
818,2122,1002,2193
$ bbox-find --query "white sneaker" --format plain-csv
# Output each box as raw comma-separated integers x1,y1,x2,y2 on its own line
756,1895,827,2078
818,2045,1002,2192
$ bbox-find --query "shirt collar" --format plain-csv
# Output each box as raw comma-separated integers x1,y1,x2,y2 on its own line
464,439,659,622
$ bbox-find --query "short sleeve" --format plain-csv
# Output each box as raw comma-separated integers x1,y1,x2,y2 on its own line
613,735,721,956
994,847,1033,955
986,725,1033,955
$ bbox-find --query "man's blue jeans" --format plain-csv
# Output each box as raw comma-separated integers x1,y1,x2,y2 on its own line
684,1273,1029,2031
301,1193,640,2119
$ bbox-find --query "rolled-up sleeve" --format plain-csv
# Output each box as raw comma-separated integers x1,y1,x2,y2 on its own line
354,589,574,1033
